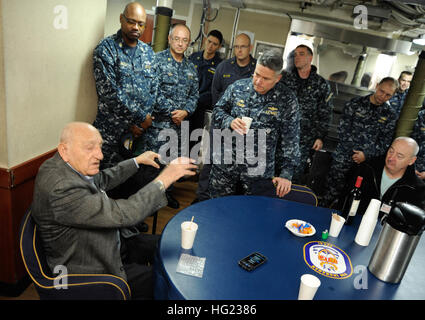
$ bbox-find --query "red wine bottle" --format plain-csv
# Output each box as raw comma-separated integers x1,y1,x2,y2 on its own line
341,176,363,225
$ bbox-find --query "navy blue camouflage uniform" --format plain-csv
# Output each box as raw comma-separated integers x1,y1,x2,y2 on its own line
141,48,199,157
196,56,257,201
411,109,425,173
189,50,222,110
389,89,408,117
92,30,157,169
211,56,257,106
188,50,222,149
321,94,398,207
208,79,300,198
279,65,333,183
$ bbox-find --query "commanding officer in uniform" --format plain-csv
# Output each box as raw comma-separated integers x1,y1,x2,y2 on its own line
188,30,223,143
280,44,333,184
194,33,257,203
208,50,300,199
93,2,157,169
389,71,413,117
411,109,425,180
211,33,257,106
141,24,199,208
321,77,399,208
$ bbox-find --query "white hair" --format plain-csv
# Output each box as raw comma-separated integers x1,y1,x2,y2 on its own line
393,136,419,157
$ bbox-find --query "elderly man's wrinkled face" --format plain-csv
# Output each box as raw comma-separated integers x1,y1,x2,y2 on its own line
60,126,104,176
385,139,416,176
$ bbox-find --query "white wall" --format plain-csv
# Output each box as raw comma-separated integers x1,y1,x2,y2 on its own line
0,1,6,167
0,0,107,168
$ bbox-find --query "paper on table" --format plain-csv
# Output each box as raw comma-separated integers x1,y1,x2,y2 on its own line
176,253,206,278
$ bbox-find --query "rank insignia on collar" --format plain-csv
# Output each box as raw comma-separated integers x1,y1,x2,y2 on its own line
236,100,245,107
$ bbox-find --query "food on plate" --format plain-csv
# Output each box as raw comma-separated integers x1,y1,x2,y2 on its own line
291,222,313,234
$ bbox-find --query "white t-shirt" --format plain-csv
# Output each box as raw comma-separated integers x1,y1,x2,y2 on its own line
380,169,401,199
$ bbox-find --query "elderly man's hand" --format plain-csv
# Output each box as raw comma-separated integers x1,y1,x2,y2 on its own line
135,151,161,168
155,157,198,189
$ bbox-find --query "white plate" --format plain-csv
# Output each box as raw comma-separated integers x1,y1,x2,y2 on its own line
285,219,316,237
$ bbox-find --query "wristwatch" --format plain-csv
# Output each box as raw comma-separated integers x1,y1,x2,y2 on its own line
155,179,165,192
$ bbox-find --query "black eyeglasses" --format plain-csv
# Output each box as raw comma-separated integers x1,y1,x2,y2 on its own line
122,14,146,29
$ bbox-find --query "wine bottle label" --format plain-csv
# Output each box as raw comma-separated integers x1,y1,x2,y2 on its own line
380,203,392,214
349,200,360,216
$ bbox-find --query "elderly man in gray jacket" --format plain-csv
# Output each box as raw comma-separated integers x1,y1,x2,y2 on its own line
32,122,196,299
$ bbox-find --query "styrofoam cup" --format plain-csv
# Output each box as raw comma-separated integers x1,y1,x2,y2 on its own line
181,221,198,249
298,274,321,300
329,213,346,237
241,117,253,131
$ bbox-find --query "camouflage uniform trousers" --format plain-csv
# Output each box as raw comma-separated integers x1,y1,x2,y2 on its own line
208,164,260,198
320,154,358,208
291,142,315,184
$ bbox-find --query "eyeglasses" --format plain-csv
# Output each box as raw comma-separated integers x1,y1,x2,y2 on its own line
233,45,250,50
122,14,146,29
170,36,190,44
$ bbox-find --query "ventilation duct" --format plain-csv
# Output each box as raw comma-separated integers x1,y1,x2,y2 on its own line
228,0,245,8
290,19,413,54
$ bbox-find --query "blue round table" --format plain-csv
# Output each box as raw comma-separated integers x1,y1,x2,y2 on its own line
154,196,425,300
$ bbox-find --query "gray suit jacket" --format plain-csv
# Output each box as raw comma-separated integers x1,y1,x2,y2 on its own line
32,153,167,280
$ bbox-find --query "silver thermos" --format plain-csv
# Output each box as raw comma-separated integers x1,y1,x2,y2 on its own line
368,202,425,284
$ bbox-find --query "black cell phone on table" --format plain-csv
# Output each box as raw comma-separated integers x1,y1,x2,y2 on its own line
238,252,267,271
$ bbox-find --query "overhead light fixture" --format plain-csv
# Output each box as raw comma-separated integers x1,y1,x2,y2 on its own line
413,34,425,46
